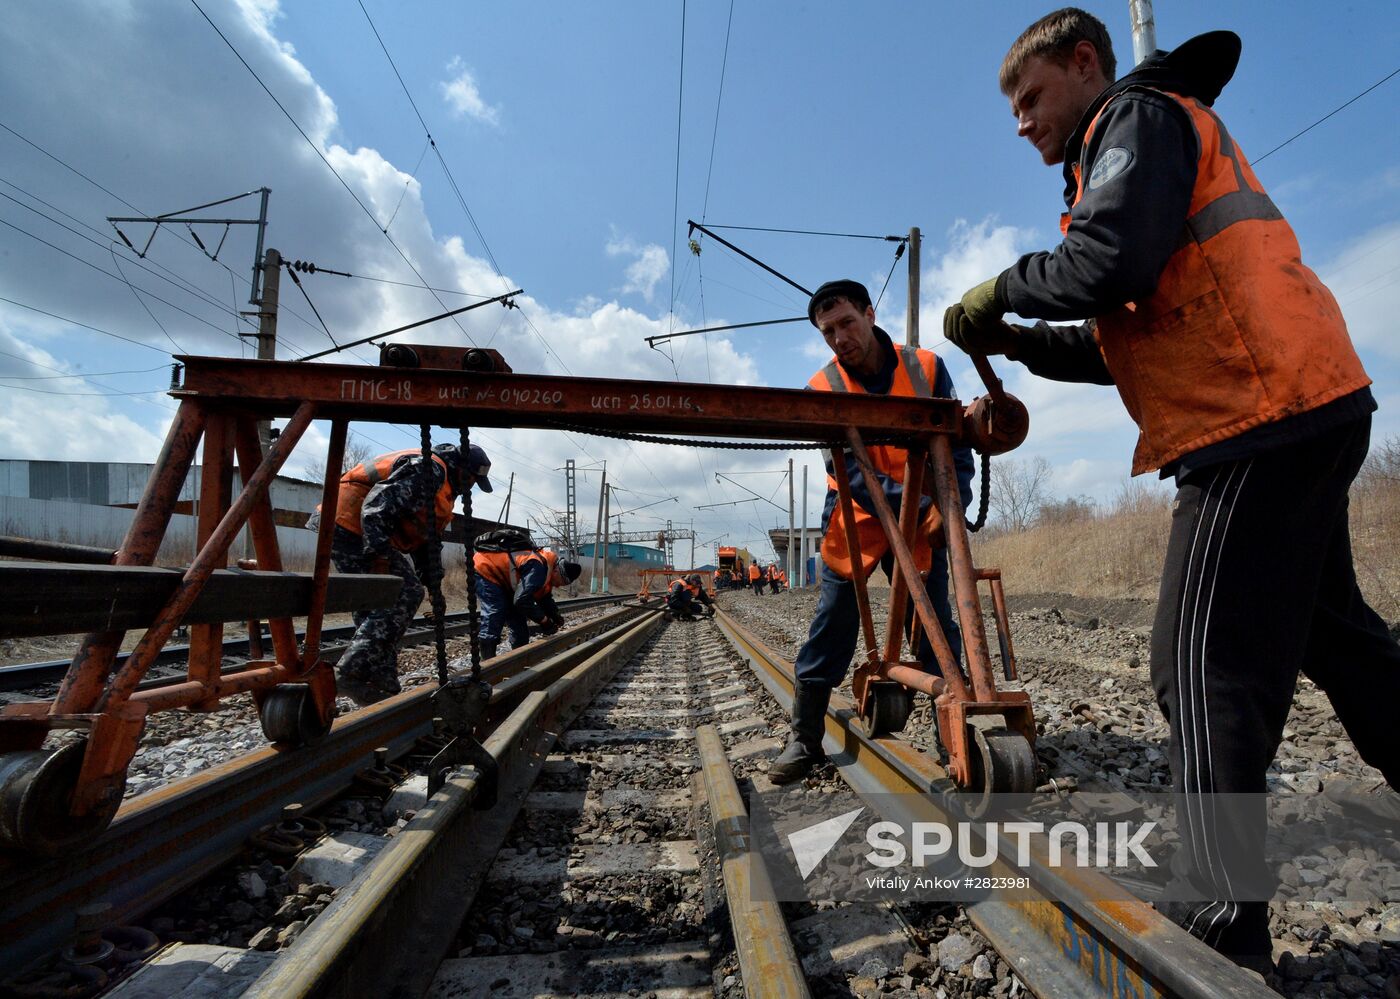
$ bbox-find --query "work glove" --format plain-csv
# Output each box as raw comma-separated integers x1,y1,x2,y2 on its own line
960,277,1004,330
537,616,560,636
942,303,1021,357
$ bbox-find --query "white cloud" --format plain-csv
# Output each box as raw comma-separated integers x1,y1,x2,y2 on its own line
1321,220,1400,361
439,57,500,126
605,234,670,303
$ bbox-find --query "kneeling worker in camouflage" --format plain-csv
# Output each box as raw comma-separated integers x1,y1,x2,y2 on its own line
474,540,582,659
323,443,492,702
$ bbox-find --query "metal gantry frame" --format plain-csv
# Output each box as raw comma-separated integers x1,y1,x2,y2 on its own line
0,344,1032,851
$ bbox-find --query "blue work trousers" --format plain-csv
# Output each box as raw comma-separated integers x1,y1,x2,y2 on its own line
476,577,530,648
793,550,961,689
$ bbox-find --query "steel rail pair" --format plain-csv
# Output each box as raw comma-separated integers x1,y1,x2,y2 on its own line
712,608,1277,999
0,595,626,693
0,604,651,981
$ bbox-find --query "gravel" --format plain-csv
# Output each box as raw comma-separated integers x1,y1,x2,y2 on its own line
718,585,1400,997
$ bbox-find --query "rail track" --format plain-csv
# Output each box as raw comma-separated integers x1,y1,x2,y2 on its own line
0,594,627,695
0,600,1294,999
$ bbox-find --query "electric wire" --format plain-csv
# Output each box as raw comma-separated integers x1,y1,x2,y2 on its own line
190,0,482,350
0,296,171,354
1254,65,1400,165
702,223,905,241
109,246,185,353
666,0,687,334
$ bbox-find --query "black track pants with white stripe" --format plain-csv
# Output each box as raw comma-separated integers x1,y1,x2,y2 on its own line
1150,416,1400,946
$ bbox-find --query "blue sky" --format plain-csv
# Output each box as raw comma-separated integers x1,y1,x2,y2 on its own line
1,0,1397,561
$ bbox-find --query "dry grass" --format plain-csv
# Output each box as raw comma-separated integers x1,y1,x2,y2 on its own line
972,478,1400,621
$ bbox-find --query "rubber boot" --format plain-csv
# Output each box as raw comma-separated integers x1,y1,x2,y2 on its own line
768,682,831,786
480,640,499,661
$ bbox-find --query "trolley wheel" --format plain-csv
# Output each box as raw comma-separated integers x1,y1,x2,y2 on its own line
865,681,914,737
260,684,331,748
0,742,122,855
965,724,1037,817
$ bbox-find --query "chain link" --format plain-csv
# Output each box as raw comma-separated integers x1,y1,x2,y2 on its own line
461,426,481,679
420,424,450,687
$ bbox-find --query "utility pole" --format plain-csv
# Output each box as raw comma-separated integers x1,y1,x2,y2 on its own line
689,520,695,570
253,247,281,453
590,464,606,593
564,459,578,559
801,465,809,587
906,226,920,347
787,457,795,587
601,484,612,593
1129,0,1157,66
664,518,674,568
496,472,515,525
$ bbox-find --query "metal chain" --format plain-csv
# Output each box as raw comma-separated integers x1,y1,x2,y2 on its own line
461,426,481,679
420,424,449,687
965,451,991,533
540,420,910,451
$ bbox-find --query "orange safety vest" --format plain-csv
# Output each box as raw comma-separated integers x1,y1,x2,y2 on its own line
1066,89,1370,474
473,548,557,597
334,449,455,551
748,563,760,581
808,346,944,579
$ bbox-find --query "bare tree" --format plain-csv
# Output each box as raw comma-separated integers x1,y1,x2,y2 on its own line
1357,434,1400,489
989,456,1052,532
303,432,375,484
1036,494,1097,527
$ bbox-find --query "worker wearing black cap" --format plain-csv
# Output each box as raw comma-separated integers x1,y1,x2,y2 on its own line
769,279,974,786
318,442,492,702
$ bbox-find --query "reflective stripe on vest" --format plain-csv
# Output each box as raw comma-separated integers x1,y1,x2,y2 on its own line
806,346,944,579
474,549,545,592
1068,87,1369,474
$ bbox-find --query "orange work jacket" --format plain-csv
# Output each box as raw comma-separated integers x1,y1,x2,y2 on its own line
334,449,454,551
748,563,760,581
1066,88,1370,474
474,548,558,598
808,346,943,579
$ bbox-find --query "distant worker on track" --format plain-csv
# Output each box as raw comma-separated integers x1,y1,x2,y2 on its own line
748,560,764,595
323,443,493,703
771,279,974,787
945,8,1400,968
474,537,582,659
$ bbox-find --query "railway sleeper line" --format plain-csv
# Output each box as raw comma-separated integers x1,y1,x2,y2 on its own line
3,607,1285,999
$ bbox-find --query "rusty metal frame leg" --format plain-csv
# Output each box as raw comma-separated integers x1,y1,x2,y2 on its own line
302,420,346,665
881,442,927,664
94,402,317,715
928,435,996,702
188,411,235,698
50,401,208,716
845,428,969,703
233,415,298,670
977,569,1019,681
828,442,880,661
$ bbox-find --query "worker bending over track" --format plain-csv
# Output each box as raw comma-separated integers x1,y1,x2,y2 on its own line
322,443,493,702
473,535,582,659
946,8,1400,968
666,573,714,620
771,279,974,786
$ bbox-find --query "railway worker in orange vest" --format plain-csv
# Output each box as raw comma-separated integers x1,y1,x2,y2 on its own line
767,564,783,593
748,560,764,595
473,543,582,660
324,443,492,702
771,280,975,787
946,10,1400,968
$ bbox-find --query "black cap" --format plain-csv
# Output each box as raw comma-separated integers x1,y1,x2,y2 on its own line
807,279,872,326
562,561,582,583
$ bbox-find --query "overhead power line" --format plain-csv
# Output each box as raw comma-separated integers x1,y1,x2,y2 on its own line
1255,65,1400,165
190,0,483,349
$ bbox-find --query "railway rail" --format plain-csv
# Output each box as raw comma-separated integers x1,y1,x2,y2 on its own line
0,595,627,694
2,606,1289,999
